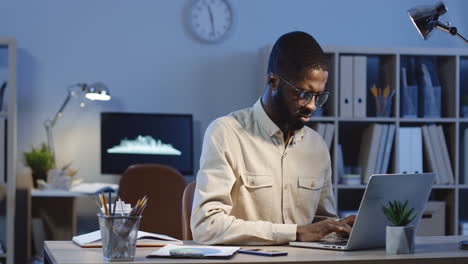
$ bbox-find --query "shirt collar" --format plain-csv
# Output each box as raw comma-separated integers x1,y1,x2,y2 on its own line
253,98,281,137
253,98,305,142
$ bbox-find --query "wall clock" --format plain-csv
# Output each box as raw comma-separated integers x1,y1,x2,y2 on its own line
189,0,234,43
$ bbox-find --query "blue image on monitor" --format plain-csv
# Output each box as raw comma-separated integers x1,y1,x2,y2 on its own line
101,112,193,175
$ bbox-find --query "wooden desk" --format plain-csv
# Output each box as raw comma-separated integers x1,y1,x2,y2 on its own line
44,236,468,264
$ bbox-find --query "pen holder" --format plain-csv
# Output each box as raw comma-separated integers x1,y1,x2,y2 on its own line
98,214,141,262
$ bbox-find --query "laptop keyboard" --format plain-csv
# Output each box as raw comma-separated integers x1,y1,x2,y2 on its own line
318,233,349,245
316,240,348,246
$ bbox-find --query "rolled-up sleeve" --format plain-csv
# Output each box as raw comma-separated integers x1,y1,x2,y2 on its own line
313,158,339,222
190,120,297,245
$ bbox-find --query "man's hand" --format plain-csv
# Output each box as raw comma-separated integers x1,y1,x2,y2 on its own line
296,219,352,242
335,215,356,237
339,215,356,227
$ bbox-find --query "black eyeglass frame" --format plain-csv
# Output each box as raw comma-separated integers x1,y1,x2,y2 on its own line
276,74,331,107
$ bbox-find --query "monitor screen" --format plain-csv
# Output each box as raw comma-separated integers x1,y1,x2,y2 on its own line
101,112,193,175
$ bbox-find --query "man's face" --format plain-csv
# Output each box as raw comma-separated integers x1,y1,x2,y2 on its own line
273,68,328,131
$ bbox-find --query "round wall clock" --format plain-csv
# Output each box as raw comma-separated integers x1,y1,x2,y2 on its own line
189,0,234,43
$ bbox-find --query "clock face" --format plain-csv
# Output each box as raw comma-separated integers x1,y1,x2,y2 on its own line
189,0,234,43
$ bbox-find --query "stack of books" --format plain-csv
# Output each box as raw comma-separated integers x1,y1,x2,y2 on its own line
421,125,454,185
359,124,396,183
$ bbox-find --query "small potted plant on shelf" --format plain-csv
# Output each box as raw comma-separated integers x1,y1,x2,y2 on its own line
23,143,54,188
382,200,418,254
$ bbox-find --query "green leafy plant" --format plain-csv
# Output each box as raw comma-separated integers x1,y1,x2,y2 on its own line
382,200,418,226
23,143,54,186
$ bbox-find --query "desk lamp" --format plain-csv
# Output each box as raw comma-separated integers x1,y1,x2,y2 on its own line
408,1,468,44
44,82,111,166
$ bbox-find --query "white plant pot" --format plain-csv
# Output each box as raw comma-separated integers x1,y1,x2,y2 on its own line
386,225,416,254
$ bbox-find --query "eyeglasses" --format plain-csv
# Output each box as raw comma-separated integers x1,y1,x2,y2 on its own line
276,74,330,107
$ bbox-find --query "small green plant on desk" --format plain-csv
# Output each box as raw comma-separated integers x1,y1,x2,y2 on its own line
382,200,419,254
23,143,54,188
382,200,418,226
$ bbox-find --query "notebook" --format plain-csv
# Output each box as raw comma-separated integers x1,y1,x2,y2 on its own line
289,173,435,251
72,230,183,248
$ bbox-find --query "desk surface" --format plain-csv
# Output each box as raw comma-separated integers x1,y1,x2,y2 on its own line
45,236,468,264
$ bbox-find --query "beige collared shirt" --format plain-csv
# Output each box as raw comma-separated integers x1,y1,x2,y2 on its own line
191,99,337,245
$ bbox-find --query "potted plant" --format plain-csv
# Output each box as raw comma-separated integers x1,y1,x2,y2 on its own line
382,200,418,254
23,143,54,188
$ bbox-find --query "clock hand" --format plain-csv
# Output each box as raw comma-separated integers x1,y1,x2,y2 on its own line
207,4,215,35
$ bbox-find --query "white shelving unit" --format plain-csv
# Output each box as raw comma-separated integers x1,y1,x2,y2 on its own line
0,38,17,264
261,45,468,236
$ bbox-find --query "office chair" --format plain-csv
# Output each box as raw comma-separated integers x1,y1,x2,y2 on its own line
181,181,196,240
118,164,186,239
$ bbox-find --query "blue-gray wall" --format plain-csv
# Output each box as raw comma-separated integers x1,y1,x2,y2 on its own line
2,0,468,185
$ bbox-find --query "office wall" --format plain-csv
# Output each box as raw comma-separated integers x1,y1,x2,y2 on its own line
1,0,467,185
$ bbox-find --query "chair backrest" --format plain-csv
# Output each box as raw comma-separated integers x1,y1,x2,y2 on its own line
181,181,196,240
118,164,186,239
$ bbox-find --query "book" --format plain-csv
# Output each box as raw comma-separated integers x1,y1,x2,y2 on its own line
72,230,183,248
147,244,239,258
336,144,344,182
375,124,389,174
0,118,4,184
397,127,422,174
0,81,6,112
400,66,418,117
340,56,353,117
353,56,367,118
417,57,441,117
324,123,335,150
428,125,448,184
421,125,440,184
436,125,454,184
360,124,382,183
464,128,468,185
381,124,395,174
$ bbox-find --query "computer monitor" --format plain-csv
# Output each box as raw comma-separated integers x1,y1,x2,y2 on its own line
100,112,193,175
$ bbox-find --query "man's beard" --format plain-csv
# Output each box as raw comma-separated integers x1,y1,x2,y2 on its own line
272,87,311,131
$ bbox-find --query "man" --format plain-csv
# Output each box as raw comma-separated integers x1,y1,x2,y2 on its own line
191,31,355,245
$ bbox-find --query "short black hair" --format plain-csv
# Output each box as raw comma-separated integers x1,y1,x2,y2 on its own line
267,31,328,82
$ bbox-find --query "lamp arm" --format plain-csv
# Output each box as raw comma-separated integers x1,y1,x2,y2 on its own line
435,21,468,44
49,89,74,127
43,83,84,166
456,32,468,44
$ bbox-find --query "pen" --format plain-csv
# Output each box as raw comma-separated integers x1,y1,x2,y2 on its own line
108,192,112,216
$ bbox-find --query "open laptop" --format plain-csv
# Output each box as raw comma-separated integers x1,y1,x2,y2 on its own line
289,173,435,251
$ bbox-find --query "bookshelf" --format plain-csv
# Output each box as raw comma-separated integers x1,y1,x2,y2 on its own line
0,38,17,264
260,45,468,236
